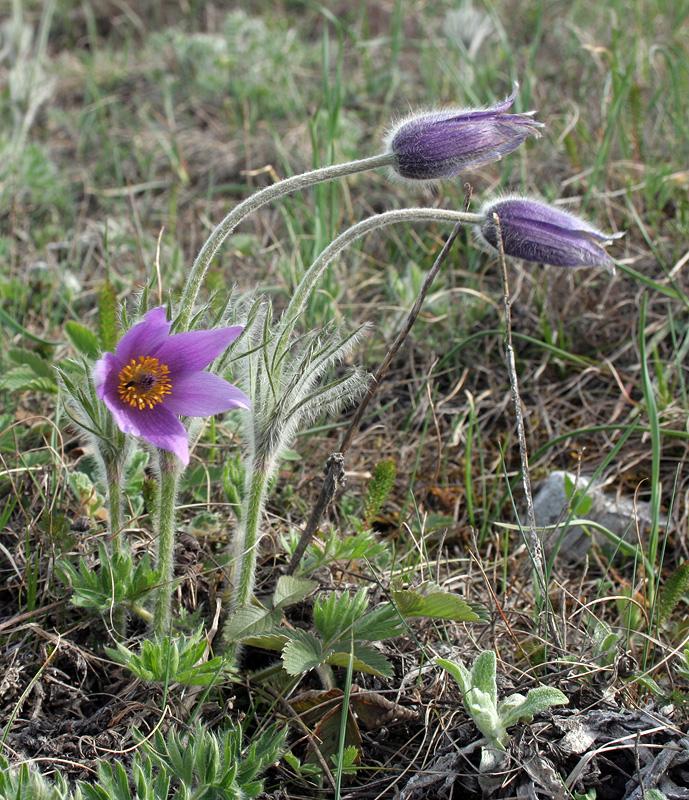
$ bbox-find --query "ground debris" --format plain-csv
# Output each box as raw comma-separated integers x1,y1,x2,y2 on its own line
395,701,689,800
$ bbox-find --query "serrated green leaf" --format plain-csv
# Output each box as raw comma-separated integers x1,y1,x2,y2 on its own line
223,605,284,643
391,589,484,622
352,603,405,641
241,633,289,650
313,589,369,645
325,644,393,677
65,320,101,358
273,575,318,609
282,630,324,676
470,651,497,707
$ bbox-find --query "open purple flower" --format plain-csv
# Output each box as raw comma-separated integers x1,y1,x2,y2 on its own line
384,88,543,181
94,307,249,466
476,196,622,269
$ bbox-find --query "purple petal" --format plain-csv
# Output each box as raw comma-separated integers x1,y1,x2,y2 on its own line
94,351,120,400
387,99,542,181
116,307,171,364
155,326,244,373
478,197,618,268
109,402,190,466
164,371,251,416
487,199,606,237
470,87,518,117
501,218,613,268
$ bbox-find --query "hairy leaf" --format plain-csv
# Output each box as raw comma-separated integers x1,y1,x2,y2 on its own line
470,651,498,708
436,657,471,695
499,686,569,728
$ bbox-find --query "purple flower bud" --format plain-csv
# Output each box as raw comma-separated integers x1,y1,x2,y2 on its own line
476,196,622,269
384,87,543,181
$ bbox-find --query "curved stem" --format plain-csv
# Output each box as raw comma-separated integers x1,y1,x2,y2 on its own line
276,208,481,359
284,208,480,326
178,153,395,330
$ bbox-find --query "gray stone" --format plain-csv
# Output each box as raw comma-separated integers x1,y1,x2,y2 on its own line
531,470,664,562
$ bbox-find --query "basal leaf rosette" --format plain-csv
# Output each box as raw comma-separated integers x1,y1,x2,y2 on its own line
94,307,250,466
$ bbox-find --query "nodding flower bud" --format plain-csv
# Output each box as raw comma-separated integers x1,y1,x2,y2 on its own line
475,196,623,270
384,87,543,181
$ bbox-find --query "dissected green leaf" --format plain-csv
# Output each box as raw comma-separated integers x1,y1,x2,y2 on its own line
105,630,232,686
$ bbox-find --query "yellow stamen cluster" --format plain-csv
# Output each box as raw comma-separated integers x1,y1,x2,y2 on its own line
117,356,172,410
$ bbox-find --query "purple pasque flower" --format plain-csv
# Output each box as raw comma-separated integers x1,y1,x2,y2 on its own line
95,307,249,466
476,195,622,269
384,87,543,181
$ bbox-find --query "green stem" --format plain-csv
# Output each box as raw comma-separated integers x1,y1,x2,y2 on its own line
104,458,127,637
123,602,154,624
105,467,125,558
154,451,181,638
230,464,269,614
275,207,481,360
177,153,395,330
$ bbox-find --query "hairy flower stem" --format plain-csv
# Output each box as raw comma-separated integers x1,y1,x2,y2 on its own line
105,465,125,559
287,208,470,575
104,460,127,636
283,207,481,328
230,465,269,614
178,153,395,330
154,451,181,638
236,207,480,593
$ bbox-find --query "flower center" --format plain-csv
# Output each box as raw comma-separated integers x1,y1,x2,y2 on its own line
117,356,172,410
